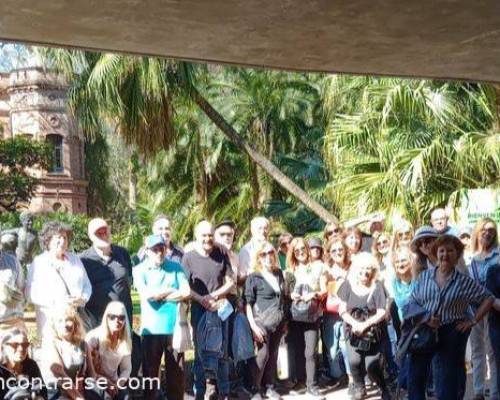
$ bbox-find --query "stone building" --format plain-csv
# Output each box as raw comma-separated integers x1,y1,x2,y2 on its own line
0,59,87,213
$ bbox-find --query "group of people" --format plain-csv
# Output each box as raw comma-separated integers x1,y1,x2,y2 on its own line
0,208,498,400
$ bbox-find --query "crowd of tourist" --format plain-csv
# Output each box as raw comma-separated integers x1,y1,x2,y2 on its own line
0,208,498,400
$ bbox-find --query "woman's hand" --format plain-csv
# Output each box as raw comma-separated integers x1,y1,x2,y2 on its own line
302,292,317,302
291,292,301,301
251,324,266,343
427,315,441,329
456,319,475,333
351,321,365,336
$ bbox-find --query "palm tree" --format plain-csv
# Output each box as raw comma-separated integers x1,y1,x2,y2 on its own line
41,49,338,223
322,76,500,225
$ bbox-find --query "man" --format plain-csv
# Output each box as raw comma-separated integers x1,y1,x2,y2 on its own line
0,249,25,337
361,214,385,252
79,218,133,329
214,220,240,284
277,232,293,271
430,207,459,236
239,217,270,279
136,214,184,264
182,221,235,400
133,234,189,400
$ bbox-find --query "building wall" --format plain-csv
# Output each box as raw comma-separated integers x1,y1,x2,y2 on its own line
0,66,88,214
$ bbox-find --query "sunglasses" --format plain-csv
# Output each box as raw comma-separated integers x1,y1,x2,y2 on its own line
330,248,344,254
108,314,126,322
377,239,389,246
481,228,497,234
326,228,341,236
150,246,165,254
259,250,274,258
420,237,435,246
294,247,307,254
5,342,29,350
397,231,412,238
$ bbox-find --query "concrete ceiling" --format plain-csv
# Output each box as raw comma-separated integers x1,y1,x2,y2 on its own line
1,0,499,82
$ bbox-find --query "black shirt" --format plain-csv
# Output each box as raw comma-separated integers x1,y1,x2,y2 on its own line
0,358,47,399
245,270,286,313
182,246,232,296
337,280,386,312
79,245,133,328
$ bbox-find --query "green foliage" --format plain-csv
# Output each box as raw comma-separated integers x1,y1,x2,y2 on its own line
0,137,53,212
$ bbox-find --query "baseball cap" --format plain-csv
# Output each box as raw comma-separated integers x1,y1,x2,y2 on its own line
145,234,166,249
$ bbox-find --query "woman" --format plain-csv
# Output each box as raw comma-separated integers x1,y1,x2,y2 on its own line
324,222,344,243
27,222,92,340
86,301,132,400
371,232,393,279
323,238,351,385
42,306,100,400
338,253,391,400
308,237,324,264
391,222,414,253
409,226,439,278
287,237,326,397
407,235,494,400
245,242,287,400
344,227,364,258
0,328,47,399
469,218,499,400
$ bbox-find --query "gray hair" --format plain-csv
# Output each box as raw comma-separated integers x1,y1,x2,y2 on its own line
39,221,73,251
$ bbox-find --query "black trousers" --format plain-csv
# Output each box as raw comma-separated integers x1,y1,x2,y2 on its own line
346,341,387,392
142,334,184,400
252,326,285,390
289,320,319,387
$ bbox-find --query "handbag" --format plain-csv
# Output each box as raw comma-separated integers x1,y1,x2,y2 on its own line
172,301,193,352
291,284,322,323
325,294,341,314
345,307,383,352
254,302,284,332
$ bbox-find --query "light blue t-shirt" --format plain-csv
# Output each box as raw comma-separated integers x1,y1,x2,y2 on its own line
391,277,414,320
133,258,188,335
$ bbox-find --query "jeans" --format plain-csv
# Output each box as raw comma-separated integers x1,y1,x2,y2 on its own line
142,334,184,400
471,317,498,399
289,320,319,387
382,322,399,378
489,319,500,400
322,313,350,377
408,322,469,400
192,305,230,396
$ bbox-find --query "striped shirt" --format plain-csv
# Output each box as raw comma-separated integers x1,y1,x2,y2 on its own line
469,247,499,285
410,266,491,324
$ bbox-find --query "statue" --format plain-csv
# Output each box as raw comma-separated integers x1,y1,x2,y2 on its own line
2,211,38,266
0,232,18,256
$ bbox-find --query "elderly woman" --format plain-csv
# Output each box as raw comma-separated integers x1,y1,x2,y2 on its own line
86,301,132,400
245,242,287,400
470,218,499,400
407,235,494,400
41,306,99,400
287,237,326,397
0,328,47,399
338,253,391,400
27,221,92,340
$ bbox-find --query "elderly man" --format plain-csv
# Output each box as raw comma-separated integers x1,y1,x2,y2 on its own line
430,207,459,236
137,214,184,264
239,217,270,279
79,218,133,329
182,221,235,400
214,220,240,283
0,249,25,337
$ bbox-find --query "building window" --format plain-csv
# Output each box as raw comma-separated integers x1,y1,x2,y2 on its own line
46,134,64,173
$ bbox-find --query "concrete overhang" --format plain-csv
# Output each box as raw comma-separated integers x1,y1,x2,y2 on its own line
1,0,499,82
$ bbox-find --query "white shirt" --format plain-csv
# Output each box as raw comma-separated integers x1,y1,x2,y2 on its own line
239,239,263,277
27,251,92,339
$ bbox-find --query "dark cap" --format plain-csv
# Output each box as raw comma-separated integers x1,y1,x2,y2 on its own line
214,220,236,231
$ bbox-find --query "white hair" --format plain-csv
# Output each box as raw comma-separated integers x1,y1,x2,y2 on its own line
250,216,269,231
194,220,213,238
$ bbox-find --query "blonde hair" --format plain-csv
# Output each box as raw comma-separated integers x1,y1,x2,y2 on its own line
51,306,85,345
371,231,391,264
251,242,279,273
391,221,414,253
286,237,311,272
350,252,379,285
471,218,498,254
392,247,413,279
324,237,350,269
96,301,132,356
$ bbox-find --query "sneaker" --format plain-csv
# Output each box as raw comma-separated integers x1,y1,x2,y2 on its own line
251,392,263,400
472,395,485,400
348,382,356,396
289,382,306,395
306,385,325,398
352,385,366,400
265,387,281,400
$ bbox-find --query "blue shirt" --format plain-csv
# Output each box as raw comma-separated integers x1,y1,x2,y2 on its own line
391,277,414,320
133,258,188,335
469,247,499,285
410,266,491,324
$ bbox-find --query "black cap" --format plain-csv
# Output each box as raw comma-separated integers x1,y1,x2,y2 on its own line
214,220,236,231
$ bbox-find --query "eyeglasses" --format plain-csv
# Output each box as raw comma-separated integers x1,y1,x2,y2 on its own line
218,232,233,237
5,342,29,350
377,239,389,246
330,248,344,254
150,246,165,254
259,250,274,258
108,314,126,322
397,231,412,239
481,228,496,234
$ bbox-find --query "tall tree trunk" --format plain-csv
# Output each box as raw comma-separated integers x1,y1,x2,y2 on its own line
190,87,338,223
128,160,137,210
249,156,260,210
